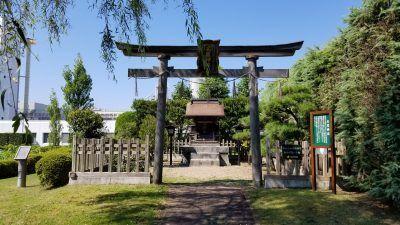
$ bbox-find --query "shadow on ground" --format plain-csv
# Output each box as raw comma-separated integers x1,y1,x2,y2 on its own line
80,188,166,225
247,188,400,225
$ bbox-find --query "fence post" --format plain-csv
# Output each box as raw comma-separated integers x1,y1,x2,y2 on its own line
89,139,94,172
136,138,140,172
72,135,77,172
266,138,271,175
126,139,132,173
99,138,104,172
276,141,281,175
117,139,123,172
81,139,87,172
145,135,150,172
109,138,114,172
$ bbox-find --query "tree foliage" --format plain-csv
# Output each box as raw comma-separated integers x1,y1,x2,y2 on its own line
0,0,202,76
287,0,400,206
47,90,62,146
172,81,192,100
114,111,138,139
62,55,93,120
260,81,315,143
68,109,104,138
198,77,229,99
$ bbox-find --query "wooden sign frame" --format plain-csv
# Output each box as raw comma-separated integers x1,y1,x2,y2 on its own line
310,110,336,194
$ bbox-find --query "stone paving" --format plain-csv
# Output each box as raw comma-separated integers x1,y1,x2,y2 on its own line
158,165,256,225
158,184,255,225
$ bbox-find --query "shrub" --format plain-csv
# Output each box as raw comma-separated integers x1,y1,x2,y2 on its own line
0,133,33,145
27,154,43,174
68,109,104,138
35,152,72,188
369,162,400,208
0,160,17,179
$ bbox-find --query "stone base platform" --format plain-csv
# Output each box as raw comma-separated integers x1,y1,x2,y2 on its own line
68,172,151,185
264,175,311,189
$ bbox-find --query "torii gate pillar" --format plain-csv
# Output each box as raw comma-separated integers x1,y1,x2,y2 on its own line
153,54,170,184
247,55,263,187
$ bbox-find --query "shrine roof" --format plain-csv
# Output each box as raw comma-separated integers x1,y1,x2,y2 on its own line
186,99,225,117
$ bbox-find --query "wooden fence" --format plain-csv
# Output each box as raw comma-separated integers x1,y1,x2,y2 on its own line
71,136,150,173
265,140,346,176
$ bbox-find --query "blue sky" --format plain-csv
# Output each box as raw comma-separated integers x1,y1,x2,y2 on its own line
25,0,362,111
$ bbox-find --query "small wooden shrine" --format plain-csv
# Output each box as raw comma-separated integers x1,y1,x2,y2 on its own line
185,99,224,141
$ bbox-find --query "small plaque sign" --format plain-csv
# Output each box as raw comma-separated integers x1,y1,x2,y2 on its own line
14,146,31,160
281,144,302,159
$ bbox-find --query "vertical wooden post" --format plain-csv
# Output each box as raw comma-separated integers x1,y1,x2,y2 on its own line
99,138,104,172
330,112,336,194
90,139,94,173
109,138,114,172
247,56,262,187
72,135,77,172
276,141,281,175
153,54,169,184
126,139,132,173
145,135,150,172
82,139,87,172
136,139,140,172
266,137,271,175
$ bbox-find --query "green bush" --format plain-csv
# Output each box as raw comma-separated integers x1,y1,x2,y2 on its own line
369,162,400,208
0,154,43,179
35,152,72,188
0,160,17,179
0,133,33,145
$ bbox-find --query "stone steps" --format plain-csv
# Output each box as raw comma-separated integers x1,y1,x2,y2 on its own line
190,158,220,166
191,152,219,160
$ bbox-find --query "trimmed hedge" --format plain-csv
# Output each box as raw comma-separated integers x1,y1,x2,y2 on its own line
0,133,33,145
35,152,72,188
0,154,43,179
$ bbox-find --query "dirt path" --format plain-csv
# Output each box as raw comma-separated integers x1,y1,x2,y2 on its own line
158,184,255,225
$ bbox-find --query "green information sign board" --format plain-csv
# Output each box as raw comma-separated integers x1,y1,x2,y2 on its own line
312,114,331,147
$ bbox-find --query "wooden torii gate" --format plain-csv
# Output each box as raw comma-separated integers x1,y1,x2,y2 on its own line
116,41,303,187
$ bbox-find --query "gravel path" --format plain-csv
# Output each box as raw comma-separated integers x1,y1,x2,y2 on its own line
158,184,255,225
163,165,254,182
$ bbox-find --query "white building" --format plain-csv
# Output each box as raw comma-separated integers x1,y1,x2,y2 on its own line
190,78,204,99
0,16,20,120
0,120,116,146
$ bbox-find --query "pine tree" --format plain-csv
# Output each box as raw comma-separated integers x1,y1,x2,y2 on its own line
172,81,192,100
47,90,62,146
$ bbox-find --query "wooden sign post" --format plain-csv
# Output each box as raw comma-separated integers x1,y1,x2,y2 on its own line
310,110,336,194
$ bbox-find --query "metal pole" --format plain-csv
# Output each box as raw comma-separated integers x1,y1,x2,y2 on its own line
23,41,32,115
17,160,27,187
169,135,173,166
153,54,169,184
247,56,262,187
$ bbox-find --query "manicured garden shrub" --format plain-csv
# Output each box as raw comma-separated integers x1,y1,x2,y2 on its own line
0,133,33,145
35,152,72,188
0,154,43,179
0,160,17,179
27,154,43,174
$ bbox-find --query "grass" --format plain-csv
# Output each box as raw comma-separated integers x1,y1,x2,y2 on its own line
0,174,166,225
247,188,400,225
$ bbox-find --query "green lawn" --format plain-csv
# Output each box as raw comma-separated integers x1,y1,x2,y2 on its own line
247,188,400,225
0,175,166,225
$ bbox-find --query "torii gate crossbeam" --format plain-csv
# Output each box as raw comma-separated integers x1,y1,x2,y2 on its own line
116,41,303,187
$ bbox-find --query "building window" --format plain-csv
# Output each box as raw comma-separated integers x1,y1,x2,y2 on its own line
61,133,69,143
43,133,49,143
